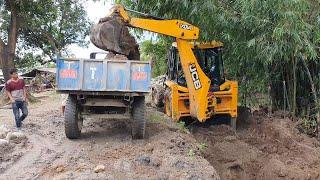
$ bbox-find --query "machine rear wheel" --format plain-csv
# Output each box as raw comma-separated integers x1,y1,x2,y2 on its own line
65,95,83,139
131,96,146,139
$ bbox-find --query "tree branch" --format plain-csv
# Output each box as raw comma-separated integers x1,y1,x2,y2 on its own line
41,58,55,65
35,29,59,54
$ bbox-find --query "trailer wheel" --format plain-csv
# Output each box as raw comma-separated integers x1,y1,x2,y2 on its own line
65,95,83,139
132,96,146,139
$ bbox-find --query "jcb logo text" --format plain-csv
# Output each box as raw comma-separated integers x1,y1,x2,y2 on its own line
189,63,201,90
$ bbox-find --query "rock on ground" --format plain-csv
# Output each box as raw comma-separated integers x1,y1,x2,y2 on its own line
6,132,27,143
0,139,9,148
0,125,10,139
0,138,12,155
94,164,105,173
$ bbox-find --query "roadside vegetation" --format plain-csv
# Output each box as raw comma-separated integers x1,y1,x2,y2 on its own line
118,0,320,136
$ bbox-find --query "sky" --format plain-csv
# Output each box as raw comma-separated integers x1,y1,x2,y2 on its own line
68,1,156,59
67,1,114,59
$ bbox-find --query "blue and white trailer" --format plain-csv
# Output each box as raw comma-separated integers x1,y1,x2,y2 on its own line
56,57,151,139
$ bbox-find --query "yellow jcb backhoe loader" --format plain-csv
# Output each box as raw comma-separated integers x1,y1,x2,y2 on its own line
96,4,238,128
164,41,238,128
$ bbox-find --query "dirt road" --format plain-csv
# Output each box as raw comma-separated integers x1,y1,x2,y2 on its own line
1,91,320,180
0,92,218,179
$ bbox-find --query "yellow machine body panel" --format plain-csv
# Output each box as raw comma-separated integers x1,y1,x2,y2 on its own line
175,39,211,121
165,80,238,122
172,41,224,49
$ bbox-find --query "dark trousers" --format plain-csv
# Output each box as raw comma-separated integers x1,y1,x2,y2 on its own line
12,100,28,127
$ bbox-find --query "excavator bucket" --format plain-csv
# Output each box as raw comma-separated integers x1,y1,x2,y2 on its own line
90,16,140,60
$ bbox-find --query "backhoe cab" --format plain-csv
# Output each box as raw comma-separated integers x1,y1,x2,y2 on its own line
167,41,225,89
163,41,238,128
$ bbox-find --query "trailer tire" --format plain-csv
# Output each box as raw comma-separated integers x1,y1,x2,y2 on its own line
132,96,146,139
65,95,83,139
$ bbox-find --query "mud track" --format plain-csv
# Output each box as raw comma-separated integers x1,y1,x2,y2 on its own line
0,92,218,179
1,92,320,179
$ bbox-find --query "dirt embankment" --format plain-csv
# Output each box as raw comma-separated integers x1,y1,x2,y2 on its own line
193,111,320,180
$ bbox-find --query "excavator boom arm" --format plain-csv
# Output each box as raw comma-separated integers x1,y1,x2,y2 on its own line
112,4,199,40
110,4,210,121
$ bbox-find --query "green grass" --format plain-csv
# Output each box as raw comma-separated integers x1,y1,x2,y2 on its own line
176,121,189,133
188,148,195,157
198,143,207,153
148,113,165,122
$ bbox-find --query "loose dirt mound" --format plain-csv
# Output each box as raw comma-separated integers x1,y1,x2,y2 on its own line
193,111,320,180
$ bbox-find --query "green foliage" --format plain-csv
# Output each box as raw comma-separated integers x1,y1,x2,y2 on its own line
303,118,317,128
47,62,56,68
140,39,170,77
197,143,207,153
176,121,189,133
187,148,195,157
299,117,318,136
14,53,41,71
148,113,164,122
118,0,320,118
19,0,91,63
0,0,91,66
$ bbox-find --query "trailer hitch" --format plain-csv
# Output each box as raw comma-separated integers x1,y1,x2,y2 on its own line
124,94,131,102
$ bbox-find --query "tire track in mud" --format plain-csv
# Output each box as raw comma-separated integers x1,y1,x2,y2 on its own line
0,98,66,180
1,134,63,180
1,93,220,179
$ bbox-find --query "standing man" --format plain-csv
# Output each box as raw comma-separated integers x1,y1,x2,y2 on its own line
5,68,29,128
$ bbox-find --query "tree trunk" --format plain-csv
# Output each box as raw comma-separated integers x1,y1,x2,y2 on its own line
0,46,15,81
0,2,19,81
301,57,319,123
0,40,4,74
292,52,297,117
